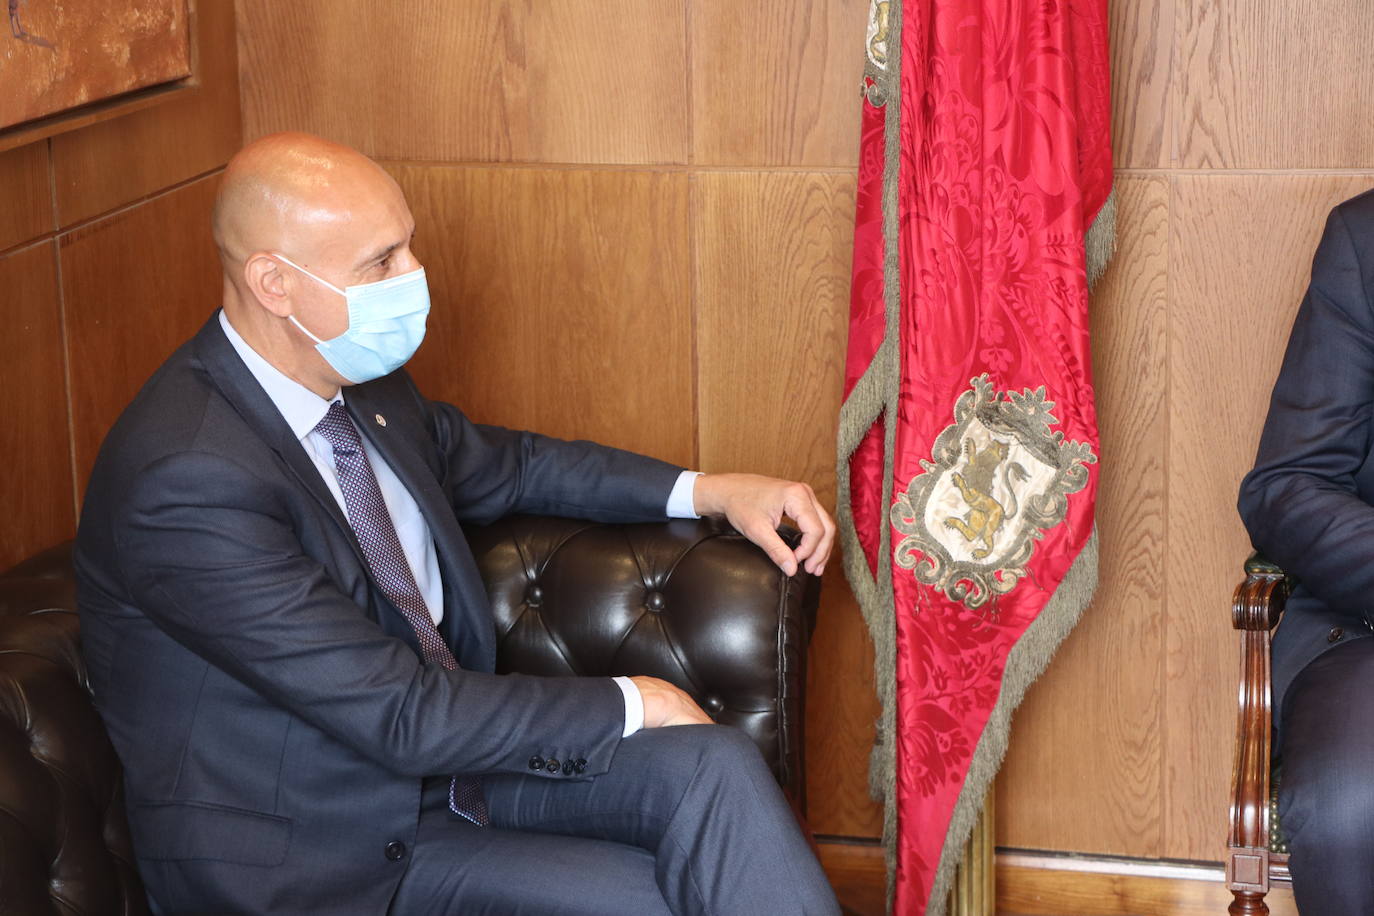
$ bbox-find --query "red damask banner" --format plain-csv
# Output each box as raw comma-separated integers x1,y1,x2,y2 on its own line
838,1,1112,912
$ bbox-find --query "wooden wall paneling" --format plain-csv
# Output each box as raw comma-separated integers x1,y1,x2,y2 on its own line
817,841,886,915
806,568,884,838
1164,173,1374,859
818,844,1305,916
692,171,879,836
60,175,224,490
0,242,75,568
50,0,241,227
237,0,689,165
1109,0,1172,168
996,177,1168,857
0,142,53,252
996,854,1299,916
693,171,854,496
690,0,867,167
390,165,694,466
1178,0,1374,169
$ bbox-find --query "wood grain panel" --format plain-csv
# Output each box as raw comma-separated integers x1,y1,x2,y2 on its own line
690,0,867,168
1165,174,1374,859
0,242,75,567
50,0,240,226
389,165,694,466
0,141,52,252
996,178,1168,857
694,171,854,496
237,0,688,165
1178,0,1374,168
1109,0,1171,168
817,841,886,916
806,565,884,838
61,175,223,490
693,171,871,835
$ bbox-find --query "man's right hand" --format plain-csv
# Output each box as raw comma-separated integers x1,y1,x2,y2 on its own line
631,676,715,728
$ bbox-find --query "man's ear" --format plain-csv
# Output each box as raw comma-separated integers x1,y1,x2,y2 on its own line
244,253,293,318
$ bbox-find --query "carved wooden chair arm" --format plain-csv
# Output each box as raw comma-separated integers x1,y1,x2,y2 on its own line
1227,552,1292,910
1233,552,1290,632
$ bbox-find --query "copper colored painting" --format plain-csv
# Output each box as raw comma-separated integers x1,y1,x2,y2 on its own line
2,0,192,130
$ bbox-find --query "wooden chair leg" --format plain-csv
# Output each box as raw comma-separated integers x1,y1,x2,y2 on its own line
1228,889,1270,915
1226,845,1271,916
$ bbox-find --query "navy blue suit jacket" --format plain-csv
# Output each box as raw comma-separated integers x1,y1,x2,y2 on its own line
1240,189,1374,725
75,315,684,913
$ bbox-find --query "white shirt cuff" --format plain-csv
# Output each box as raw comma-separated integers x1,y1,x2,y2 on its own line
666,470,702,518
612,676,644,737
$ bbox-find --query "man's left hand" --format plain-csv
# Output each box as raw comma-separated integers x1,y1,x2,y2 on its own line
692,473,836,577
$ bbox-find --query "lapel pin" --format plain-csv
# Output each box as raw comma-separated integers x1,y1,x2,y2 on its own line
375,414,387,427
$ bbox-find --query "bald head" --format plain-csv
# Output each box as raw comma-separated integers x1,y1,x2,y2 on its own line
212,133,422,398
212,132,400,270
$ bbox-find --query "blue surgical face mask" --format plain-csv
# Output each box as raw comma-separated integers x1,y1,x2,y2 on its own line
275,254,430,384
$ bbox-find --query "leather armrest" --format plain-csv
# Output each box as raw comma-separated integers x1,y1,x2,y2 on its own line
463,514,820,798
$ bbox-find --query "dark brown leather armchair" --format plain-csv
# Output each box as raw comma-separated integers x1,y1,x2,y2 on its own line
1227,556,1291,916
0,515,819,913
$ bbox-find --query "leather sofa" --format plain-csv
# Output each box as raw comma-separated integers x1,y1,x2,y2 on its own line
0,515,819,913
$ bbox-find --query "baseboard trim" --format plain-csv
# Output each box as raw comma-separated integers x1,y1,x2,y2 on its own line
999,848,1224,882
815,842,1302,916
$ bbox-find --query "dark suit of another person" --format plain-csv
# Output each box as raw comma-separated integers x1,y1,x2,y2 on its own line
76,313,836,914
1240,188,1374,916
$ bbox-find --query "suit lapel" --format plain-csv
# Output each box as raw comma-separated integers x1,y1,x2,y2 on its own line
191,316,366,570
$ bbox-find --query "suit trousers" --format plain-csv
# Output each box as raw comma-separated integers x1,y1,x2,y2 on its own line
388,724,838,915
1277,634,1374,915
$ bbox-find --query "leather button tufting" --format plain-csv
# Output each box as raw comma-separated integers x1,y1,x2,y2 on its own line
385,841,406,861
526,585,544,607
704,695,725,715
645,591,666,612
528,755,545,771
546,758,561,773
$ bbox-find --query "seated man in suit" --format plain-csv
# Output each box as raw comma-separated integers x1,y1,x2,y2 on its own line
1240,189,1374,916
76,131,840,915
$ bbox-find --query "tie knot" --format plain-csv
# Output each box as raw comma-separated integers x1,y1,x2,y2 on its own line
315,401,363,454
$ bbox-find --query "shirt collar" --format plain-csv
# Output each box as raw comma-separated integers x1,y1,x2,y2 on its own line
218,310,340,440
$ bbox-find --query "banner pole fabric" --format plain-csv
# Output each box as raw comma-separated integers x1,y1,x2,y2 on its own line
838,1,1113,912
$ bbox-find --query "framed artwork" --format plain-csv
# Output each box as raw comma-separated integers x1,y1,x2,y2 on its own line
2,0,194,147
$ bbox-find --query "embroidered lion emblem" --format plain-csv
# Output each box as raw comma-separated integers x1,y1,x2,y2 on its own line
943,438,1029,560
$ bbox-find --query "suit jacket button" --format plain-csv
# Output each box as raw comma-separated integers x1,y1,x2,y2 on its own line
529,755,545,771
562,758,575,775
546,758,561,773
1329,627,1345,643
385,841,406,861
574,758,587,774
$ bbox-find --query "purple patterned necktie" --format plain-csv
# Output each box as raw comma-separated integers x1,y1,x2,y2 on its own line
314,401,490,826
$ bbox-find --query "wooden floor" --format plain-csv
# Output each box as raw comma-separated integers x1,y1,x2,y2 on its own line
819,843,1301,916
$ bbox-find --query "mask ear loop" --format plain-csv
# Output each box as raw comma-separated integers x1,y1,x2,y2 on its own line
274,253,344,344
288,314,328,345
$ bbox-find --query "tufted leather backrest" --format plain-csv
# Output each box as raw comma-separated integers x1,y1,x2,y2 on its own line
0,544,148,915
0,518,818,911
465,515,820,798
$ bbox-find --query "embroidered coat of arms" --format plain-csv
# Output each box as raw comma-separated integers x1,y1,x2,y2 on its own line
891,375,1097,610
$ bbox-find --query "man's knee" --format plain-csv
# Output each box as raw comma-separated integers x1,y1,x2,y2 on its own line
690,725,773,780
1281,764,1374,862
635,724,777,802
